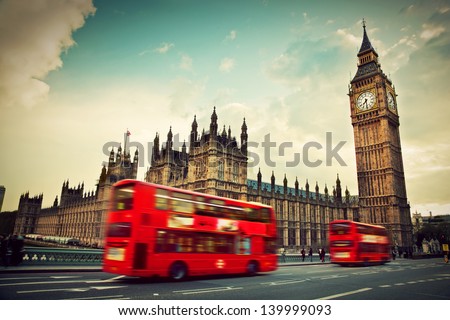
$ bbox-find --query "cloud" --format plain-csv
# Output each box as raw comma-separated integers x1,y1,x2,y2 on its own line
336,28,360,49
0,0,96,109
265,37,342,88
153,42,175,54
179,54,193,71
225,30,237,41
219,57,235,73
420,23,446,41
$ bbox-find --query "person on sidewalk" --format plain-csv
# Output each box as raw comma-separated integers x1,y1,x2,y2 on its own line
308,247,313,262
321,247,326,262
301,247,306,262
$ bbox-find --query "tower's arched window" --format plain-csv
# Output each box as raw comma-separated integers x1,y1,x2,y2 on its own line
218,161,224,180
232,162,239,183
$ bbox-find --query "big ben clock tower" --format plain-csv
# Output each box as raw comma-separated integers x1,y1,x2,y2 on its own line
348,21,413,251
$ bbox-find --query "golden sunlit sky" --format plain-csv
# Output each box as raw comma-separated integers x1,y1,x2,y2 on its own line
1,0,449,216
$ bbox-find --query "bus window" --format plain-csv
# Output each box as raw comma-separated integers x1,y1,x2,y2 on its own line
155,189,169,210
357,225,372,234
171,192,194,214
209,199,226,216
181,236,193,252
114,185,134,211
226,207,241,220
246,208,258,221
260,208,270,223
155,230,166,252
330,222,351,235
195,196,206,211
107,222,132,237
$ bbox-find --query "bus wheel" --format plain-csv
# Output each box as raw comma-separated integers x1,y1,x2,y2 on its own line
169,262,187,281
246,261,259,276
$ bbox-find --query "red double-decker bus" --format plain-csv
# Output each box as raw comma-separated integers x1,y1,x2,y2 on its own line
102,180,278,280
329,220,391,266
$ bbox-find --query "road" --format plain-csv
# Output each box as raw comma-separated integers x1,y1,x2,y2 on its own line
0,258,449,300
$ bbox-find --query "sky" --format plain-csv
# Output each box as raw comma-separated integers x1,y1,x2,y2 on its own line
1,0,450,217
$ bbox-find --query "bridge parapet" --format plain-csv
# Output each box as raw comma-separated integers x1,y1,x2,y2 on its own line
21,248,103,265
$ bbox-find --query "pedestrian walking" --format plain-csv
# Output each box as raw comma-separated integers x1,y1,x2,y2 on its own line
301,248,306,262
321,247,326,262
308,247,313,262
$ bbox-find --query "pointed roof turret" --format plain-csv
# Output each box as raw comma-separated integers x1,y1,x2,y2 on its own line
211,106,218,122
222,125,227,138
358,19,375,55
192,115,198,130
241,117,247,131
167,126,173,141
210,107,218,137
352,19,380,82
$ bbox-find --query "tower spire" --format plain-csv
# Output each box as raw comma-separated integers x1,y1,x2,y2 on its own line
358,19,375,55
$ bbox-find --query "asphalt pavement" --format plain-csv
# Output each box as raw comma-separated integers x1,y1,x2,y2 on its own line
0,258,329,274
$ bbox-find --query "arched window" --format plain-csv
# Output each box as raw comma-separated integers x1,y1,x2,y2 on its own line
218,161,224,180
232,162,239,183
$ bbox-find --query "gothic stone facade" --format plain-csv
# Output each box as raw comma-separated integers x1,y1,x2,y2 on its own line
348,22,413,249
145,108,359,250
13,145,139,247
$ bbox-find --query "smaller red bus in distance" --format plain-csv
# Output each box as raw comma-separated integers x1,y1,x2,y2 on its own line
329,220,391,266
102,179,278,280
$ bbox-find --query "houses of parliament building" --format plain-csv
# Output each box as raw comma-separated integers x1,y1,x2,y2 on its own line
8,23,413,251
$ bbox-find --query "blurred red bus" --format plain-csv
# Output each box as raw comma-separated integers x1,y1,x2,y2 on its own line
329,220,391,266
102,180,278,280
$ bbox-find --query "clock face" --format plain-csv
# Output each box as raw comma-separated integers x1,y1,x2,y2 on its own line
387,92,396,111
356,91,376,111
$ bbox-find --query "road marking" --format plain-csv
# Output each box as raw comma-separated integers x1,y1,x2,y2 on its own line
173,286,243,295
86,275,126,283
319,275,349,280
65,295,129,300
261,279,309,286
316,287,372,300
379,285,391,288
17,285,126,294
352,271,378,275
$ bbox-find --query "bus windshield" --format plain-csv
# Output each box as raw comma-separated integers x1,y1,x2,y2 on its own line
330,222,351,235
114,184,134,211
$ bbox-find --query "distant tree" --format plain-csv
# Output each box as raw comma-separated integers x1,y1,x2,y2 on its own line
416,221,450,247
